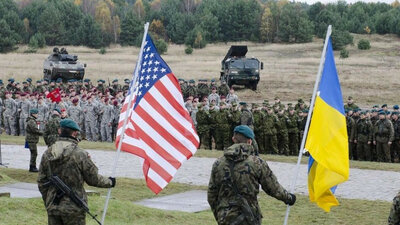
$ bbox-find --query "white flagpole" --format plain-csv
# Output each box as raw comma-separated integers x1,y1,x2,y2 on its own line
283,25,332,225
100,22,150,225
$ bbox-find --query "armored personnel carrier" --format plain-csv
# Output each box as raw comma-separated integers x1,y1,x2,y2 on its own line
220,45,263,90
43,47,86,81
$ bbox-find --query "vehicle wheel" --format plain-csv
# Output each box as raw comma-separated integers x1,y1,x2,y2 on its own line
251,82,257,91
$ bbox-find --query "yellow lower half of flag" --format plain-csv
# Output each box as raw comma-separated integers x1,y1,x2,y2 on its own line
306,96,349,212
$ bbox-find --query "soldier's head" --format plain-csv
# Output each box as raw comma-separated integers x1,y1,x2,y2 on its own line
60,119,81,138
360,111,366,119
278,109,285,115
104,98,109,104
30,108,39,118
392,112,399,120
189,80,195,86
53,108,61,116
347,96,354,104
113,79,118,85
202,96,208,103
220,95,226,103
72,98,79,105
61,109,68,119
23,81,28,87
382,104,388,111
211,87,217,93
302,109,308,117
211,79,216,84
347,109,353,117
113,100,119,106
229,88,235,94
288,107,295,115
378,111,385,120
386,111,391,120
274,96,280,104
21,93,27,100
232,125,254,145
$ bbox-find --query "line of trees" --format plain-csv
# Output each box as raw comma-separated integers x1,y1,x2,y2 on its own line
1,0,400,53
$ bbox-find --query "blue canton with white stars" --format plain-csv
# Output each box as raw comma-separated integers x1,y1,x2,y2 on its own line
131,35,172,109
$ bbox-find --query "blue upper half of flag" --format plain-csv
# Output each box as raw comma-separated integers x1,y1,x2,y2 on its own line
318,38,345,115
130,34,172,109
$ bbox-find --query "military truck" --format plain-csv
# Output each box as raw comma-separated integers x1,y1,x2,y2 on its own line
220,45,263,90
43,47,86,81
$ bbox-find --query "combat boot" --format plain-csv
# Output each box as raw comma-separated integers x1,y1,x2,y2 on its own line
29,165,38,173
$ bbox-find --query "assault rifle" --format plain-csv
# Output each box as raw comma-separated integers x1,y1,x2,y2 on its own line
45,175,102,225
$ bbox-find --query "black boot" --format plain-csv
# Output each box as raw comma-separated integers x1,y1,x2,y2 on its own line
29,165,38,173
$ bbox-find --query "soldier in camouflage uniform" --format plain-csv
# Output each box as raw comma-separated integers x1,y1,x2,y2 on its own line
197,79,210,100
276,109,289,156
38,119,116,225
226,88,239,105
26,109,42,172
4,92,17,135
287,107,299,156
373,111,394,162
252,104,264,153
208,87,220,106
112,100,121,141
100,98,114,142
196,104,211,149
239,102,254,130
215,103,231,150
44,109,61,147
389,191,400,225
346,110,357,160
37,97,49,132
391,112,400,163
344,96,359,111
229,102,241,145
208,125,296,225
84,96,99,141
354,111,373,161
18,93,31,136
262,106,279,154
217,80,230,97
67,99,84,132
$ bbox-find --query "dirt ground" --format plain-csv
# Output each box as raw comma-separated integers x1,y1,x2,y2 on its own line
1,33,399,107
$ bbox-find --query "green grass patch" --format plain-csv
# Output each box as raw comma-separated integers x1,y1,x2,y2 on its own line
0,168,393,225
3,134,400,172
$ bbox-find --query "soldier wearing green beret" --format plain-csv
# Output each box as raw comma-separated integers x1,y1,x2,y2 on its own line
38,119,116,225
373,111,394,162
196,103,211,149
276,108,289,156
215,103,231,150
208,125,296,225
346,110,357,160
354,111,373,161
26,108,43,172
229,102,241,145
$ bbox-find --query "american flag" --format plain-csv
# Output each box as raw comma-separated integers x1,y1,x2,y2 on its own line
116,34,199,194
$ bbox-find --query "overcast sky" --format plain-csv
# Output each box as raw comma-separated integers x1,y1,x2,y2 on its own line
295,0,395,4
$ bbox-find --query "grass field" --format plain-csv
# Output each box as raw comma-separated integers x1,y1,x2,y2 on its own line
1,34,400,106
0,168,392,225
2,134,400,172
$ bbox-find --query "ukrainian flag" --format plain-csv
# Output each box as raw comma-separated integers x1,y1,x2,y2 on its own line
305,38,349,212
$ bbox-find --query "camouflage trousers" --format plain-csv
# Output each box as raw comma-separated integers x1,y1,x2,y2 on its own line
19,117,27,136
28,142,37,167
288,132,299,156
48,213,85,225
215,125,230,150
391,140,400,163
197,126,210,150
85,120,98,142
264,134,278,154
254,130,264,154
100,123,112,142
277,132,289,156
389,192,400,225
356,141,372,161
348,141,357,160
4,115,17,135
376,141,391,162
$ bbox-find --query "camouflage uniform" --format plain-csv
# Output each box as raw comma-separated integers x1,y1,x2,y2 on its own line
391,117,400,163
240,108,254,130
84,101,99,141
276,113,289,156
26,116,42,168
37,102,49,132
18,99,32,136
37,137,113,225
208,92,220,106
217,83,230,97
252,108,264,153
229,105,241,145
67,104,84,132
100,103,114,142
354,116,373,161
4,97,17,135
262,110,279,154
215,106,231,150
389,192,400,225
196,106,211,149
209,106,219,150
0,98,3,134
208,143,294,225
346,116,356,160
197,81,210,100
374,118,394,162
44,114,61,147
287,112,299,156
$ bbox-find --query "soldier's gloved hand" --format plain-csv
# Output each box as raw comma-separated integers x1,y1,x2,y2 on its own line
109,177,116,188
285,193,296,206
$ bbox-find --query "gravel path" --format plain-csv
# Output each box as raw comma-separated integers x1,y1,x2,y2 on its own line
1,144,399,202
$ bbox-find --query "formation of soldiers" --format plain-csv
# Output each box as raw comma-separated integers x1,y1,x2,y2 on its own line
0,78,126,143
1,77,400,163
